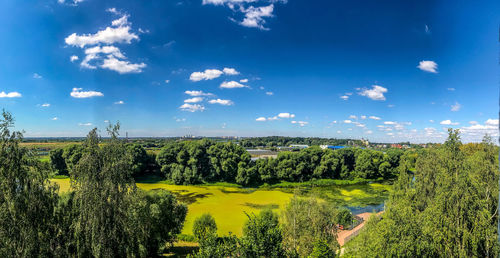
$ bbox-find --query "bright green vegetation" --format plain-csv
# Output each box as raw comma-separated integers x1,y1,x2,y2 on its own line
52,177,390,236
345,130,499,257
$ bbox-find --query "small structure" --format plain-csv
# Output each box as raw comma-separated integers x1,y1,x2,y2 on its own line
289,144,309,149
320,145,346,150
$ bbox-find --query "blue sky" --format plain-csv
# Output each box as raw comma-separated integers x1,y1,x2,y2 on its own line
0,0,498,142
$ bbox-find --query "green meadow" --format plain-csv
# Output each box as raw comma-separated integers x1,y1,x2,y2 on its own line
51,178,390,236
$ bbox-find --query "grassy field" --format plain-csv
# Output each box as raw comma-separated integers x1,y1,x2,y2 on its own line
50,178,390,236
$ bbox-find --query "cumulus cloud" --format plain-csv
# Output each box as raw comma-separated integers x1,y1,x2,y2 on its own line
179,103,205,112
165,80,170,84
58,0,85,5
256,117,266,122
485,119,499,126
223,67,239,75
220,81,248,89
440,119,459,126
0,91,22,98
189,69,224,81
343,120,352,124
41,103,50,107
208,99,234,105
450,102,461,112
65,24,138,48
417,60,438,73
114,100,125,104
239,5,274,30
184,97,204,103
202,0,285,30
278,113,295,119
369,116,381,120
357,85,387,101
447,88,455,91
266,91,273,96
291,121,308,127
70,55,79,62
360,115,367,119
340,95,349,101
70,88,103,98
51,117,58,121
33,73,42,79
384,121,396,125
185,90,214,97
240,79,248,83
349,115,357,120
100,56,146,74
78,122,93,126
65,12,145,74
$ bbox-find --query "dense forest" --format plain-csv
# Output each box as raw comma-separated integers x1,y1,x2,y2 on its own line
50,138,410,186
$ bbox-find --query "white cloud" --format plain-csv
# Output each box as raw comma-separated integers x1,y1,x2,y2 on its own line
33,73,42,79
450,102,461,112
369,116,381,120
51,117,58,121
179,103,205,112
70,88,103,98
340,95,349,100
223,67,239,75
208,99,234,105
65,25,138,48
100,56,146,74
111,15,130,27
440,119,459,126
184,97,204,103
0,91,21,98
78,122,93,126
189,69,223,81
366,130,373,134
447,88,455,91
65,12,145,74
256,117,266,122
239,4,274,30
469,121,478,125
485,119,499,126
278,113,295,119
240,79,248,83
70,55,79,62
337,131,342,134
387,104,395,108
357,85,387,101
291,121,308,127
360,115,367,119
429,120,434,123
349,115,357,120
41,103,50,107
104,120,110,123
417,60,438,73
266,91,273,96
343,120,352,124
114,100,125,104
175,118,186,122
165,80,170,84
220,81,248,89
185,90,214,97
58,0,85,5
107,8,119,14
384,121,396,125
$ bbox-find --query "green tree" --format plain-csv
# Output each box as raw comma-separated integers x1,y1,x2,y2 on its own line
50,148,68,175
71,124,137,257
240,209,284,257
281,196,338,257
0,111,59,256
308,240,335,258
192,213,218,244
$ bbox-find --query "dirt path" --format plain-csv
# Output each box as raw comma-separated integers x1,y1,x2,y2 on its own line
337,211,383,246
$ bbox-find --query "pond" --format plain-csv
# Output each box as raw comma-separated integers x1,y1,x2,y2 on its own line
50,178,391,236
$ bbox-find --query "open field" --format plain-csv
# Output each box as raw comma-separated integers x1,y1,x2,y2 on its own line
51,178,390,236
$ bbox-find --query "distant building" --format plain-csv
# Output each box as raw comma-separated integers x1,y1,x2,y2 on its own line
320,145,346,150
289,144,309,149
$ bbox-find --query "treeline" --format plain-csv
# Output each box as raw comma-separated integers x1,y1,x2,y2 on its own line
0,112,187,257
239,136,353,147
51,139,411,186
346,130,499,257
